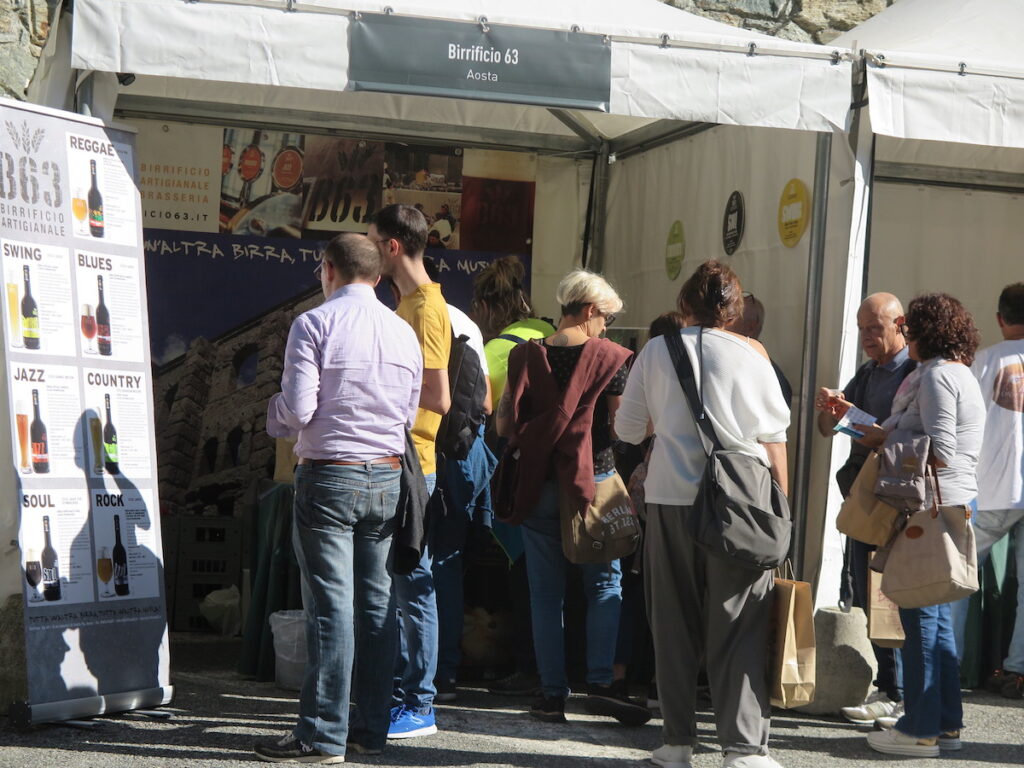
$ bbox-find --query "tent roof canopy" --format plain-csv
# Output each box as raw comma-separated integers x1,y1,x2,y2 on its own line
833,0,1024,149
71,0,851,150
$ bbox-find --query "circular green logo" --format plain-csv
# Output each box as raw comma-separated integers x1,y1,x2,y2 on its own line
665,220,685,280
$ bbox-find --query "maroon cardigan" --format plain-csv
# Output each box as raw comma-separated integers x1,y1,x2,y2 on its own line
499,337,632,524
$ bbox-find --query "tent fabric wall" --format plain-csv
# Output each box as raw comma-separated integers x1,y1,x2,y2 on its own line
603,124,816,382
531,156,592,320
866,182,1024,345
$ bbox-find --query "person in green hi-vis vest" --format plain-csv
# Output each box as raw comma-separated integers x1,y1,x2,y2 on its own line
470,256,554,697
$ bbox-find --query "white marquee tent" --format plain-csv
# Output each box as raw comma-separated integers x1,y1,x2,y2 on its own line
30,0,863,588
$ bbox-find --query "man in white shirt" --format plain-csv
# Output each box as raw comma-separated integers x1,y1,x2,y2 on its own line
962,283,1024,699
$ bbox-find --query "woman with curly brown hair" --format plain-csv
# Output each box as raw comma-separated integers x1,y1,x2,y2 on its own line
854,293,986,757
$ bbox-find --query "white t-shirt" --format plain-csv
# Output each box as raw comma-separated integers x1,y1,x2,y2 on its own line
447,304,489,377
615,327,790,506
972,339,1024,510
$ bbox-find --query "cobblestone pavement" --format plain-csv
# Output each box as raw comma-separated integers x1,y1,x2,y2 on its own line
1,636,1021,767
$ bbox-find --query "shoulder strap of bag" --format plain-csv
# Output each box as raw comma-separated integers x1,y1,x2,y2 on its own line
497,333,527,344
928,456,944,508
663,328,723,454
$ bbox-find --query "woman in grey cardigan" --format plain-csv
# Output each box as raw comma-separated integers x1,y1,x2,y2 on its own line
857,293,985,757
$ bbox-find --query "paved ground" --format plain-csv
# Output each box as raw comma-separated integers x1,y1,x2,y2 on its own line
1,635,1022,767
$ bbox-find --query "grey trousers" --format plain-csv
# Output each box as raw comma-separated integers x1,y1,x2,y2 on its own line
644,503,773,754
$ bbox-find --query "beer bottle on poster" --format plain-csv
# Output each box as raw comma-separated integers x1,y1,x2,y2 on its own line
41,515,61,602
96,275,112,356
112,514,129,597
21,265,39,349
103,392,119,475
30,388,49,474
88,159,105,238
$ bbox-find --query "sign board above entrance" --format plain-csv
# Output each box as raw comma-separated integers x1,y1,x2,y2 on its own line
348,13,611,112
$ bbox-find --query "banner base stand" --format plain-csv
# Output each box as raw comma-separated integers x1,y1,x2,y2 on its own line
9,685,174,729
135,709,173,720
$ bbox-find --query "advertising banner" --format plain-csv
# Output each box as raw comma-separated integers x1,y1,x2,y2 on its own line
348,13,612,111
0,99,170,726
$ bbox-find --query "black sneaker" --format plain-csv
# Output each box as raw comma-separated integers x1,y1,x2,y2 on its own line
1001,673,1024,700
583,680,652,726
489,671,542,696
529,694,567,723
347,741,383,756
435,677,458,702
346,730,383,756
254,735,346,764
986,669,1022,694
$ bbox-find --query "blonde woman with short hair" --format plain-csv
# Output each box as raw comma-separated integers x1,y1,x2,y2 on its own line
495,269,649,727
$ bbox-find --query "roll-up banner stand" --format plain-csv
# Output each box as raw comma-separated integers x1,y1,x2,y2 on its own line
0,98,171,727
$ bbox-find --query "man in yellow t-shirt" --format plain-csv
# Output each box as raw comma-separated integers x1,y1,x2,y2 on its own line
368,203,450,739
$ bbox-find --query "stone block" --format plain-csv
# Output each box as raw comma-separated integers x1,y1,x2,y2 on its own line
796,606,875,716
774,21,815,44
698,0,786,20
794,0,889,36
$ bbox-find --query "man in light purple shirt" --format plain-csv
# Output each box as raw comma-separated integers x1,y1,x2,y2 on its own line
255,233,422,765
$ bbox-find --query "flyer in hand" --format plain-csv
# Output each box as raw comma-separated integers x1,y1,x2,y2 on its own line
834,405,877,439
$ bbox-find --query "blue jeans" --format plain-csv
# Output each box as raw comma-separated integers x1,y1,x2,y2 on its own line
951,506,1024,673
393,473,438,711
896,602,963,739
521,474,622,700
432,483,468,685
291,463,400,754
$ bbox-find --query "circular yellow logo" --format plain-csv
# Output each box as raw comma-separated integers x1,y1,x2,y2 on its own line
665,220,685,280
777,178,810,248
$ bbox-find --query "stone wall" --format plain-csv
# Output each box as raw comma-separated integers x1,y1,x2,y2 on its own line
153,289,319,519
0,0,57,100
665,0,894,44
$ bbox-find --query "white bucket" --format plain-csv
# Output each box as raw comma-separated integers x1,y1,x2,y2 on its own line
269,609,307,691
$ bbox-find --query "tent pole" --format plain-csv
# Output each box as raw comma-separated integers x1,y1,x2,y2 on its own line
588,142,611,273
792,130,832,580
75,71,95,117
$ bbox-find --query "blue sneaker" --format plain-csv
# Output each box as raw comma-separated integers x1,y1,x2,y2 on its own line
387,706,438,739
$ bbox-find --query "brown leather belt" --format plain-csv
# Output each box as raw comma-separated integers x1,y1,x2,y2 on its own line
301,456,401,469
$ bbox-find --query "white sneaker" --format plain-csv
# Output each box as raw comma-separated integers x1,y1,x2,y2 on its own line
938,731,962,751
721,753,783,768
875,701,905,729
651,744,692,768
841,690,898,724
866,727,939,757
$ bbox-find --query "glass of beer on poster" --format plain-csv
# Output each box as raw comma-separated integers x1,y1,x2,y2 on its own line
96,546,113,598
24,550,42,602
16,400,31,474
6,273,20,348
81,303,97,354
88,414,103,475
72,187,87,235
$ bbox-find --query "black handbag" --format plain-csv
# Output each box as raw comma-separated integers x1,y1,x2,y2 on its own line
664,329,791,570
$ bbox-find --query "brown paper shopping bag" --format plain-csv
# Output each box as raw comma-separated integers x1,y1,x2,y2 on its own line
770,574,816,708
273,437,298,484
868,570,905,648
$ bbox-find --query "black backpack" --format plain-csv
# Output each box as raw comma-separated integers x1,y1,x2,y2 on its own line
436,333,488,461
